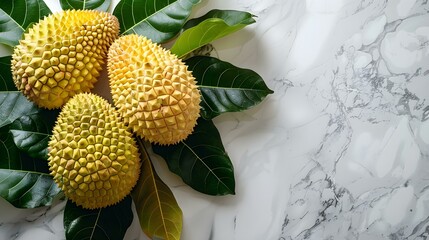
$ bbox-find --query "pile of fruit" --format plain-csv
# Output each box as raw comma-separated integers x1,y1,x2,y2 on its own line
0,1,273,239
12,10,201,209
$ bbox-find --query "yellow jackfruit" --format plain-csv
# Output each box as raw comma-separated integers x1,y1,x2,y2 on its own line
11,10,119,109
48,93,140,209
107,34,201,145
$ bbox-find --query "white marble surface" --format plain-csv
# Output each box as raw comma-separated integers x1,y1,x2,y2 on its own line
1,0,429,239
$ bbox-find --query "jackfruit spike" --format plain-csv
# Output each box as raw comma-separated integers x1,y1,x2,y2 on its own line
11,10,120,109
48,93,140,209
108,34,201,145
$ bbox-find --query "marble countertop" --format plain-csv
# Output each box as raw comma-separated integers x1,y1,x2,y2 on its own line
1,0,429,239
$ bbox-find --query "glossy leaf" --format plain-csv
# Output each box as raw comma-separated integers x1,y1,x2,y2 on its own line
0,92,40,128
0,169,61,208
170,10,255,58
0,0,51,46
186,56,273,119
64,196,133,240
0,91,60,208
60,0,111,11
183,9,256,30
153,118,235,195
9,129,49,159
132,139,182,240
113,0,201,43
0,126,49,173
9,110,58,159
0,124,60,208
0,56,16,91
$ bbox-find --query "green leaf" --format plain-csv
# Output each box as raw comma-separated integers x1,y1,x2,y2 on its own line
9,129,49,160
0,92,40,128
0,92,58,167
64,196,133,240
0,126,49,173
0,92,60,208
186,56,273,119
132,139,182,240
152,118,235,195
0,169,61,208
0,124,60,208
183,9,256,30
0,92,58,160
0,119,59,210
0,0,51,47
113,0,201,43
0,56,16,91
170,10,256,58
60,0,111,11
9,110,58,159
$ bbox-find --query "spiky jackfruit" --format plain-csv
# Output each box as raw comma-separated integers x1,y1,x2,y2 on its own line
11,10,119,109
107,34,201,145
48,93,140,209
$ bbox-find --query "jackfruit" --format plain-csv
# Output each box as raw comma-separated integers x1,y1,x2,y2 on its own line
107,34,201,145
11,10,119,109
48,93,140,209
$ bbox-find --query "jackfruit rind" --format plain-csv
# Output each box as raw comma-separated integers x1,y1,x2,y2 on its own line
108,34,201,145
11,10,119,109
48,93,140,209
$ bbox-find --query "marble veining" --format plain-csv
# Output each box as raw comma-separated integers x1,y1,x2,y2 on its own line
0,0,428,239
